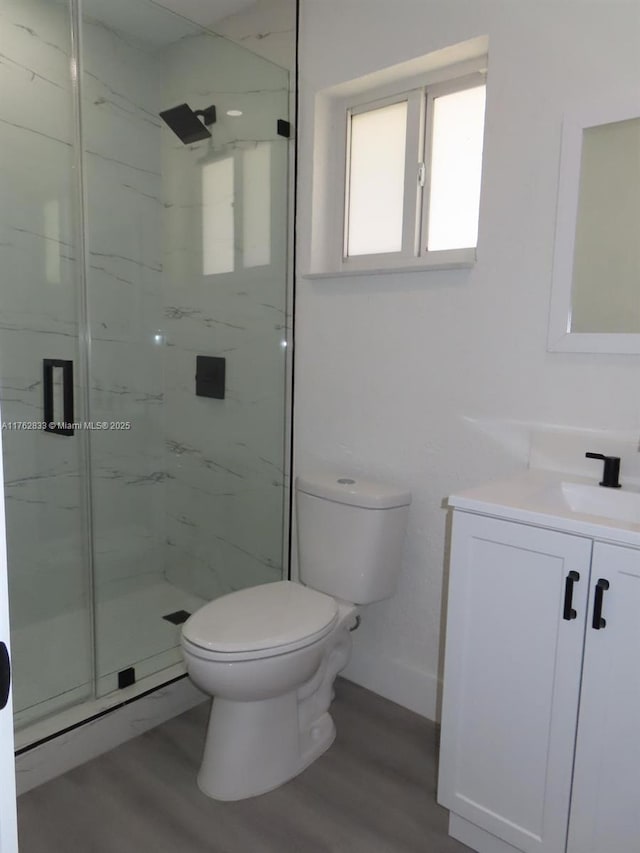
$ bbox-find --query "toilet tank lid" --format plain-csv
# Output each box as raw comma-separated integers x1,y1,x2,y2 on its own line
296,474,411,510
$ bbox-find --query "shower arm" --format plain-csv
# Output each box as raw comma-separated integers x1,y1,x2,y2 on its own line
195,106,216,126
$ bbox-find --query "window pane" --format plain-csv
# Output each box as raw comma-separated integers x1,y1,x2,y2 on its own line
428,85,486,251
346,100,407,257
203,157,234,275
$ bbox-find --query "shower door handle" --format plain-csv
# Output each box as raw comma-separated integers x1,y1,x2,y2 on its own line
0,642,10,711
43,359,75,436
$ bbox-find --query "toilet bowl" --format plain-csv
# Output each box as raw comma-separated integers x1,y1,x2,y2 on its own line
181,581,357,801
181,472,411,801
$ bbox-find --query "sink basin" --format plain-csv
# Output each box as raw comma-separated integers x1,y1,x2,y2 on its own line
559,481,640,524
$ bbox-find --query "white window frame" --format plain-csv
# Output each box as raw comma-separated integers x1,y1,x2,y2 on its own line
339,61,487,275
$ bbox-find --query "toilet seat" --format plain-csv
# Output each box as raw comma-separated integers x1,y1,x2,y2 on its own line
182,580,339,662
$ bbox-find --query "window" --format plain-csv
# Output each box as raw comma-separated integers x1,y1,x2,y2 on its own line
343,68,486,271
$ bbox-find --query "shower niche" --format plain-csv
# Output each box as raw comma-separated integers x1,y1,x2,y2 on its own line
0,0,291,737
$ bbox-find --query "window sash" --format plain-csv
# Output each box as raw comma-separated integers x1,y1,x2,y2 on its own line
421,73,486,255
341,70,486,269
343,89,423,264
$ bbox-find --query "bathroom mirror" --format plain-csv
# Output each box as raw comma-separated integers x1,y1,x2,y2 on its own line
547,96,640,353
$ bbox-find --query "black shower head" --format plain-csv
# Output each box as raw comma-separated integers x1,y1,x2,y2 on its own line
159,103,216,144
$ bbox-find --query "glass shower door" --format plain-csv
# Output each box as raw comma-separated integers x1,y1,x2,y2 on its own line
0,0,93,728
78,0,290,696
0,0,292,729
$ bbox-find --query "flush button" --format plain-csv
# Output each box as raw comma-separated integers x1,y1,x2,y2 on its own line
337,478,356,485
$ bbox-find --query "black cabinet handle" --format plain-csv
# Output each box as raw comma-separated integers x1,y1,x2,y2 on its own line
0,642,10,711
563,570,580,620
592,578,610,630
43,359,74,436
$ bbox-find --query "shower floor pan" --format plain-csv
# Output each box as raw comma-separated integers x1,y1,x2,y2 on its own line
11,576,205,739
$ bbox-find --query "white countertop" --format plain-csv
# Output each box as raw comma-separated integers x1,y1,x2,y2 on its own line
448,469,640,548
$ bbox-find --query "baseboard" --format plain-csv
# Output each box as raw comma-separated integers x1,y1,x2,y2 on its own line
15,677,207,795
342,649,439,721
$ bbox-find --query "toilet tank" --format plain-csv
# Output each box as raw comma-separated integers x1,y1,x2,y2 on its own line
295,474,411,604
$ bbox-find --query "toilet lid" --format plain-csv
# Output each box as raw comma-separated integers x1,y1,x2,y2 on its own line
182,580,339,654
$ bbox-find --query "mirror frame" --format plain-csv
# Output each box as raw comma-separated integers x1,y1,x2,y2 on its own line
548,95,640,354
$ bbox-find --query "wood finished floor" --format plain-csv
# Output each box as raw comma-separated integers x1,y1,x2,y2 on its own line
17,679,472,853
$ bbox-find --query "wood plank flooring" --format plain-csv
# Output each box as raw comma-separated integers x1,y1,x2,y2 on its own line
17,678,471,853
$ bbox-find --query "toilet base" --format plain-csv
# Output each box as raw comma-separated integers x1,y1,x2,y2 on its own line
197,693,336,801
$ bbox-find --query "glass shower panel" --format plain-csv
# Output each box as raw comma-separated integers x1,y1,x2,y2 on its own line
78,0,203,696
160,26,290,602
0,0,93,727
78,0,290,696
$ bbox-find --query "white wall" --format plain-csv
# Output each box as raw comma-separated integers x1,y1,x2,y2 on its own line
295,0,640,720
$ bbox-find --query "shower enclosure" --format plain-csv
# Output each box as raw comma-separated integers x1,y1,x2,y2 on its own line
0,0,291,737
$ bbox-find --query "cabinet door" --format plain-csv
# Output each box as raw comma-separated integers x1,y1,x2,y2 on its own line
567,542,640,853
438,512,591,853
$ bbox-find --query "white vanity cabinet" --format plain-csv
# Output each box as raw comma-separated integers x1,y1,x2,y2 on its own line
438,502,640,853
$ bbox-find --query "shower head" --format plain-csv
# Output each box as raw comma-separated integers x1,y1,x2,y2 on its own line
159,103,216,144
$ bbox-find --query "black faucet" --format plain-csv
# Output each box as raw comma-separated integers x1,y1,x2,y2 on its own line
585,452,621,488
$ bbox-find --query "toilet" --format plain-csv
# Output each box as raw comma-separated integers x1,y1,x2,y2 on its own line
181,473,411,801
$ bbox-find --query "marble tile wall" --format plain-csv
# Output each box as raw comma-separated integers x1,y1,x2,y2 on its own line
212,0,296,71
158,32,289,599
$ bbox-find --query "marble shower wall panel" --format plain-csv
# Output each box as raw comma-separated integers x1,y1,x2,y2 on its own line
80,16,166,591
159,33,288,597
0,0,89,631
